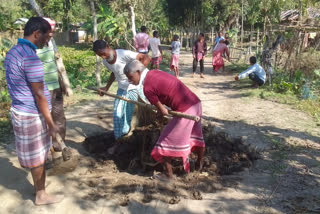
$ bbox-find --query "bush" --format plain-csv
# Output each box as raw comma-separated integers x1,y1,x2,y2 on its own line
0,38,13,103
58,45,110,89
270,67,320,99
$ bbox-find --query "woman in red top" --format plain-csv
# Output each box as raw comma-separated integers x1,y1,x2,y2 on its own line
124,60,205,179
212,39,230,73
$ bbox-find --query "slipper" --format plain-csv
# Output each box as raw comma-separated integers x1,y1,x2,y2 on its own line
151,173,171,182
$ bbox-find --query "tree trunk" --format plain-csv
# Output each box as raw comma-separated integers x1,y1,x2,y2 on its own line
263,16,266,43
28,0,73,96
180,31,184,48
211,27,214,45
256,28,259,56
185,31,189,51
28,0,44,15
299,0,303,22
241,0,244,48
90,0,101,87
262,34,284,85
249,24,253,54
223,14,237,33
129,5,136,39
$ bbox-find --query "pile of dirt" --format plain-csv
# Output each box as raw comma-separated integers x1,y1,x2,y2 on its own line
83,124,260,176
81,123,260,205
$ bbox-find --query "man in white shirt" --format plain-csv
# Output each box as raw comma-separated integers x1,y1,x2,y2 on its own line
149,31,162,69
93,40,150,153
235,56,266,88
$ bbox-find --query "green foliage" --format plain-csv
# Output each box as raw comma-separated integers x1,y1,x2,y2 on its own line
39,0,91,30
0,0,33,31
0,37,12,142
107,0,170,47
96,4,124,44
58,45,110,89
0,38,13,103
0,118,13,144
158,51,170,71
269,68,320,99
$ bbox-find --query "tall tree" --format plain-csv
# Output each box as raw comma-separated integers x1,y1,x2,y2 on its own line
90,0,101,87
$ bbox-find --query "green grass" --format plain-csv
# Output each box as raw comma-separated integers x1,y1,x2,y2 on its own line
65,82,118,107
242,87,320,122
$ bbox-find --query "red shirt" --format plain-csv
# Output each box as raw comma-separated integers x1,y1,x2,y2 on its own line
143,70,200,112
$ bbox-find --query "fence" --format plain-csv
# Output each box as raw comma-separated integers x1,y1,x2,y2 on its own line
0,30,88,46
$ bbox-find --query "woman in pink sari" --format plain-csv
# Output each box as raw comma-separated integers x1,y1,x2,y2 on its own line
212,40,230,73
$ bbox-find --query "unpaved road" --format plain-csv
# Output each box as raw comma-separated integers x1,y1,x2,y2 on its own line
0,52,319,214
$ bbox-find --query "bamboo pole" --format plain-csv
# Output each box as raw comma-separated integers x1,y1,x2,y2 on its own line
89,88,201,122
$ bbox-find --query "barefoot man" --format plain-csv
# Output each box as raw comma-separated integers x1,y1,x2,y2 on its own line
4,17,63,205
124,60,205,179
93,40,150,153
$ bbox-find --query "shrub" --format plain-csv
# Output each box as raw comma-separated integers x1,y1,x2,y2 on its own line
58,45,110,89
0,38,13,103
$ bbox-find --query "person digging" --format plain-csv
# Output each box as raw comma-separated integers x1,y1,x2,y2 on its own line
124,60,205,180
93,40,150,155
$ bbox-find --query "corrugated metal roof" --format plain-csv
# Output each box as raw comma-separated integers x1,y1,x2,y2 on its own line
308,8,320,19
281,8,320,21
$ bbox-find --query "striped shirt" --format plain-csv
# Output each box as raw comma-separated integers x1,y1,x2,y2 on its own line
4,38,51,115
36,40,60,91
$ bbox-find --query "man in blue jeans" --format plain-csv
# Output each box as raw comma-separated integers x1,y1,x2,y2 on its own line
235,56,266,88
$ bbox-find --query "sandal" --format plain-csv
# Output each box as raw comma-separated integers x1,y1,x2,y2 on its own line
151,173,171,182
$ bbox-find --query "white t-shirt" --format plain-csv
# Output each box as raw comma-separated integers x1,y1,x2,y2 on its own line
103,49,138,90
149,37,161,58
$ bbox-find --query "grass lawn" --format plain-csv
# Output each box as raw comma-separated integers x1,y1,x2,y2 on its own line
226,63,320,123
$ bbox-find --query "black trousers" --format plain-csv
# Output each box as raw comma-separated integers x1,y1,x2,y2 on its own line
249,73,264,86
193,58,204,73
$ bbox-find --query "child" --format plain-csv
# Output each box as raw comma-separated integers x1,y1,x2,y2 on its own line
124,60,205,180
169,35,181,78
235,56,266,87
149,31,162,69
212,39,230,73
192,33,207,78
224,33,231,47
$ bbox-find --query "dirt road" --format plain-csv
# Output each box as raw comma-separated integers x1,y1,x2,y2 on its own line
0,52,319,214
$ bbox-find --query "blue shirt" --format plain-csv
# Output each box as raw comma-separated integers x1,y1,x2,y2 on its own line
216,36,224,44
171,41,181,55
4,38,51,114
238,63,266,82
